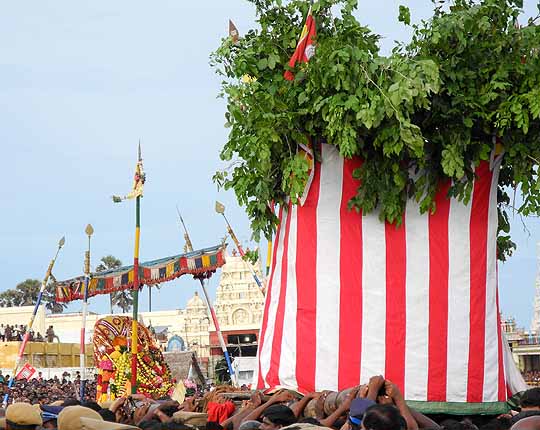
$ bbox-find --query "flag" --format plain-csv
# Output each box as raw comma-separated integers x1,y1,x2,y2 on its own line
171,380,187,403
255,143,525,410
284,6,316,81
16,363,36,380
229,20,239,43
112,144,145,203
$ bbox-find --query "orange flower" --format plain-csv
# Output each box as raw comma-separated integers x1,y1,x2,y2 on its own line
113,336,128,347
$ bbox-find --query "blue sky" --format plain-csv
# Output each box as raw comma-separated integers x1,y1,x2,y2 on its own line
1,1,539,327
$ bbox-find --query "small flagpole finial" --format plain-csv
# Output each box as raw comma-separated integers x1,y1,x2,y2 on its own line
138,140,142,161
215,201,226,214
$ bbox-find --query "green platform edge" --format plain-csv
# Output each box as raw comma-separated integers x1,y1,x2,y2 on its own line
406,400,509,415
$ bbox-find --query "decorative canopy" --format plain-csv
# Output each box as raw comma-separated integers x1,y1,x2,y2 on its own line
56,245,226,303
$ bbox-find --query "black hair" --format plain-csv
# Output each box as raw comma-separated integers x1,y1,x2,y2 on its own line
440,420,464,430
521,388,540,408
98,408,117,422
62,398,81,406
138,420,162,430
479,417,512,430
261,405,297,428
5,420,38,430
206,422,224,430
160,422,198,430
81,401,102,412
298,417,322,425
362,404,406,430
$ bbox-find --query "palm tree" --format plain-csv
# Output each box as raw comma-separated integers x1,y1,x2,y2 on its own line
0,279,66,313
95,255,131,314
14,279,40,305
0,290,17,307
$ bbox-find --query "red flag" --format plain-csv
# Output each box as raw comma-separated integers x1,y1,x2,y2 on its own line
284,7,316,81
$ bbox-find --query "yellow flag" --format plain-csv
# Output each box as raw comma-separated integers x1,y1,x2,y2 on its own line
171,380,186,403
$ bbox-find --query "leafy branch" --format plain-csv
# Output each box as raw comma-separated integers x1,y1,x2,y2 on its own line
212,0,540,260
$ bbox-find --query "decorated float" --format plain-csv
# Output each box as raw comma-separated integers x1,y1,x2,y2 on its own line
94,316,173,401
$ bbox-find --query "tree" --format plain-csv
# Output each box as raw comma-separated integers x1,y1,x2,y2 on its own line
212,0,540,260
14,279,40,305
0,279,67,313
96,255,133,314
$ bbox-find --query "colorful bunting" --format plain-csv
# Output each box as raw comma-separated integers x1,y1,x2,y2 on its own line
56,245,226,303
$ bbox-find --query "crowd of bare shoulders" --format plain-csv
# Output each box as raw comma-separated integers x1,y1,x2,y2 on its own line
2,375,540,430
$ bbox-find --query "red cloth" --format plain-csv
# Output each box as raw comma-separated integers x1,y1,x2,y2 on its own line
207,401,236,424
284,7,316,81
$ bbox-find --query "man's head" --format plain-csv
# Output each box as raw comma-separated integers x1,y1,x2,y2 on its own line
239,421,262,430
348,399,376,430
511,416,540,430
260,405,297,430
521,388,540,410
361,405,406,430
4,402,43,430
57,406,103,430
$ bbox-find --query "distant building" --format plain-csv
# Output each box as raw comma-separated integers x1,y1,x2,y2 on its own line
208,251,265,379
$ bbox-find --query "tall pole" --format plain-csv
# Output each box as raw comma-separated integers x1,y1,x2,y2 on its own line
80,224,94,401
266,240,272,276
131,194,141,393
4,236,65,406
176,208,236,384
112,143,145,395
215,201,265,295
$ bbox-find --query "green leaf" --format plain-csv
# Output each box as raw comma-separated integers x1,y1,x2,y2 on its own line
257,58,268,70
398,5,411,26
268,53,279,70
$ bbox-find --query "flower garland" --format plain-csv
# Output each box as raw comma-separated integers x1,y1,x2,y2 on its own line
96,335,173,401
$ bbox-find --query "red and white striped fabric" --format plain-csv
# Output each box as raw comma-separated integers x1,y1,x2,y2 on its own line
255,143,522,404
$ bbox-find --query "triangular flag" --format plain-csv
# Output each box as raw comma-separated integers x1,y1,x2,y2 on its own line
229,20,239,43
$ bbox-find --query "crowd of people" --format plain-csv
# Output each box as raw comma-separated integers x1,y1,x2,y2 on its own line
3,372,97,405
1,375,540,430
522,371,540,386
0,324,58,343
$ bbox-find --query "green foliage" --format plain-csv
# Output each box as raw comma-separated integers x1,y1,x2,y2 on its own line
243,248,260,265
398,5,411,26
212,0,540,260
214,357,232,384
0,279,67,314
